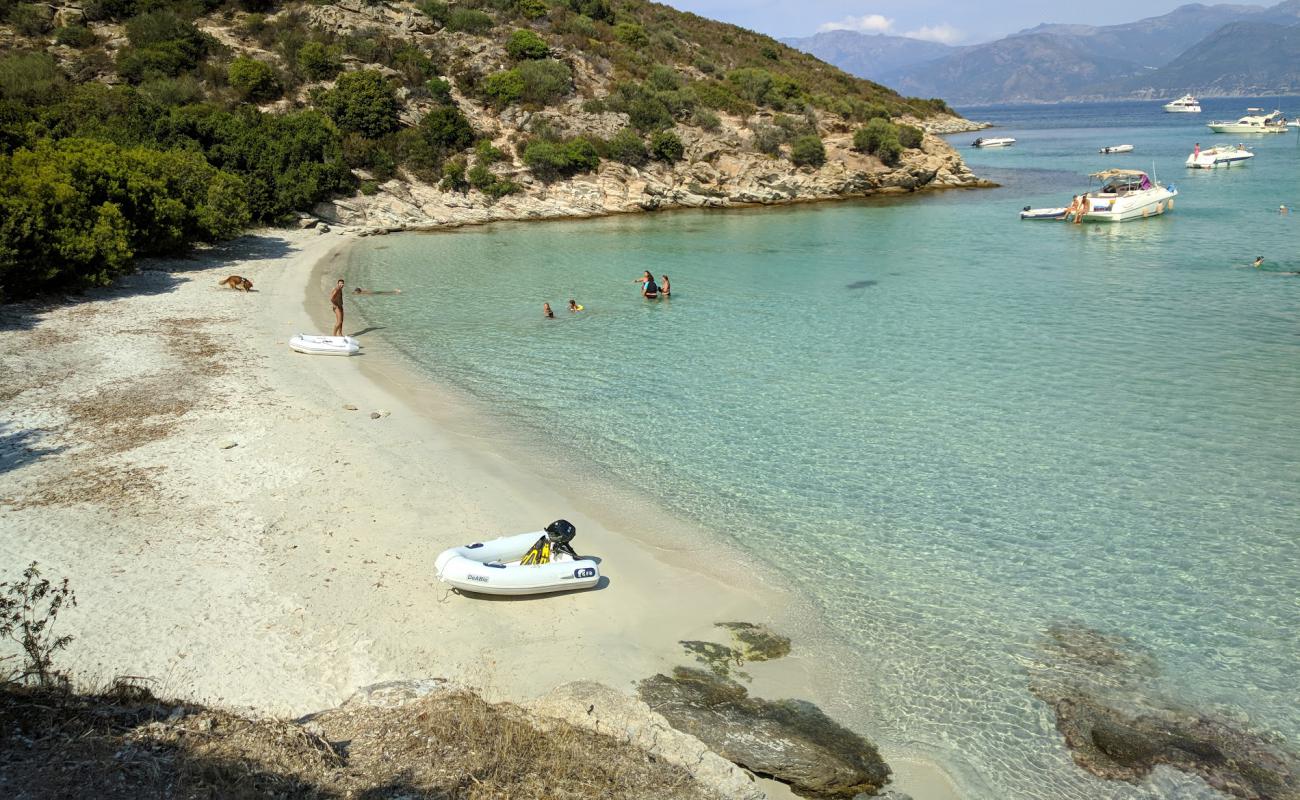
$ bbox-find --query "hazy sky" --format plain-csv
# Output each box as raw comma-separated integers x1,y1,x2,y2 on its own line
658,1,1225,44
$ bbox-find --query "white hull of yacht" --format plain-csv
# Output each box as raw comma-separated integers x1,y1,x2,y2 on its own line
1164,95,1201,113
1080,187,1177,223
1186,147,1253,169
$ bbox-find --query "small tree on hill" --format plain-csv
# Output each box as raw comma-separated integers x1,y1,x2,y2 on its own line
320,69,400,139
506,29,548,60
790,134,825,167
228,57,280,103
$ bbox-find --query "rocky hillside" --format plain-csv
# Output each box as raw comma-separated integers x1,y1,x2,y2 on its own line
0,0,984,299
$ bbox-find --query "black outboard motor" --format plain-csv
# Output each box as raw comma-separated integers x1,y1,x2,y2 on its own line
545,519,578,558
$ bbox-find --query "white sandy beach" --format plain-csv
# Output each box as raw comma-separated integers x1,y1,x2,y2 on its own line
0,227,958,799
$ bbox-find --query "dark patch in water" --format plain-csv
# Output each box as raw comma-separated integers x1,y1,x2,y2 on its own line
845,279,879,290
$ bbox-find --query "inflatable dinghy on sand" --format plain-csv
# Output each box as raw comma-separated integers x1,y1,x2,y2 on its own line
435,520,600,596
289,334,360,356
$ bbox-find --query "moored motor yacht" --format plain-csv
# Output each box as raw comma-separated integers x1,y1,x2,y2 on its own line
1069,170,1177,223
1163,94,1201,113
1185,144,1254,169
1206,110,1287,134
971,136,1016,148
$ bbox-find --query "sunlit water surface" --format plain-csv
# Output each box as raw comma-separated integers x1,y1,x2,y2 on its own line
346,98,1300,798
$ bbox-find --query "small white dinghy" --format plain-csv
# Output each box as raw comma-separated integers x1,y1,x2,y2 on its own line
435,521,600,596
1099,144,1133,154
1020,206,1069,220
972,136,1016,148
289,334,360,356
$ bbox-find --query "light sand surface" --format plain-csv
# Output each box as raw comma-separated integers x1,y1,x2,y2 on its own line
0,228,958,799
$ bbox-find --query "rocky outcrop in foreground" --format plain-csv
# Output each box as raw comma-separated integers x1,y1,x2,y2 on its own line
639,667,891,798
1031,622,1300,799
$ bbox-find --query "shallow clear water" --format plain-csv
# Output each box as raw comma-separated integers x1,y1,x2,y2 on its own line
347,99,1300,798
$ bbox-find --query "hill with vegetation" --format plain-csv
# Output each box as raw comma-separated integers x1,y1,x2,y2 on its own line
0,0,982,301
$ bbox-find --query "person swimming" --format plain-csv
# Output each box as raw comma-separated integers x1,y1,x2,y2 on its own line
543,302,554,318
568,299,583,312
1254,256,1264,269
660,274,671,297
353,287,402,295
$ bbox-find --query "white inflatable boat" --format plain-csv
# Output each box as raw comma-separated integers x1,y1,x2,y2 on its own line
289,334,360,356
435,524,600,596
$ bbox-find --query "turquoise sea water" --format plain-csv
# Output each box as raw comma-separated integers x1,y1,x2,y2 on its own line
347,98,1300,798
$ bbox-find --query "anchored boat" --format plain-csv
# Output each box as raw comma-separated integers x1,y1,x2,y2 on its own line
1163,94,1201,113
1069,170,1177,223
1206,110,1287,134
1186,144,1254,169
972,136,1016,148
1099,144,1133,154
435,520,601,596
289,334,360,356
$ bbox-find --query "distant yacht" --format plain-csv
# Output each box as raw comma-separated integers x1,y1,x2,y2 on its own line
971,136,1016,148
1163,94,1201,113
1207,110,1288,134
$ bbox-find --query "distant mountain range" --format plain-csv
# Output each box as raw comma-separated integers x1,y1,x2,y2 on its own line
783,1,1300,104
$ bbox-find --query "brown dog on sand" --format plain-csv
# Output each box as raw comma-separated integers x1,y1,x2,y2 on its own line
219,275,253,291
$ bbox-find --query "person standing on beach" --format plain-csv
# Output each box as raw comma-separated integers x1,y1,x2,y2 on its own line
330,279,345,336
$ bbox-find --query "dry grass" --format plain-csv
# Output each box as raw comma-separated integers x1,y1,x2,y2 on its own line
1,465,165,512
0,684,717,800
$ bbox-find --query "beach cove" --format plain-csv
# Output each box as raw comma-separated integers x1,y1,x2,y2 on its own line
0,227,963,799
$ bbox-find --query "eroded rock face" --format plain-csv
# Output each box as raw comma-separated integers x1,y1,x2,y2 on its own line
1031,622,1300,800
639,667,890,798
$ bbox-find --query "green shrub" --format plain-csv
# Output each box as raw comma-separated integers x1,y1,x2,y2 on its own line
297,41,341,81
228,57,281,102
446,8,493,33
567,0,613,23
604,127,646,166
116,10,211,83
426,77,454,104
0,138,250,298
421,105,474,152
54,24,97,48
139,75,205,106
9,3,53,36
391,43,438,87
475,139,506,164
506,29,548,60
691,108,721,131
482,69,523,107
751,124,784,156
875,135,902,166
789,134,825,167
522,136,599,181
649,129,683,162
467,162,519,199
416,0,448,25
628,95,672,133
440,156,468,192
0,52,65,105
512,0,547,19
898,123,924,149
853,118,894,153
646,65,681,92
359,179,379,195
516,58,572,105
613,22,648,47
319,69,400,138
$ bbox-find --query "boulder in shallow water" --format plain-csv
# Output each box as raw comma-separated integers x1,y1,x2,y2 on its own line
638,667,890,798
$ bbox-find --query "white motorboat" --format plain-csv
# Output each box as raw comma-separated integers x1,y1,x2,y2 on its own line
1020,206,1069,220
1163,94,1201,113
1070,169,1177,223
289,334,361,356
1185,144,1254,169
435,523,601,596
1206,110,1287,134
1289,119,1300,128
1099,144,1134,154
972,136,1016,148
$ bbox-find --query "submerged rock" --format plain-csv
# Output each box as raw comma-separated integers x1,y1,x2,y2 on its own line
1031,622,1300,799
639,667,890,798
1041,693,1299,800
680,621,793,680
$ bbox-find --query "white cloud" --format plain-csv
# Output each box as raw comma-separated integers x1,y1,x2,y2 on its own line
903,24,963,44
817,14,894,34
